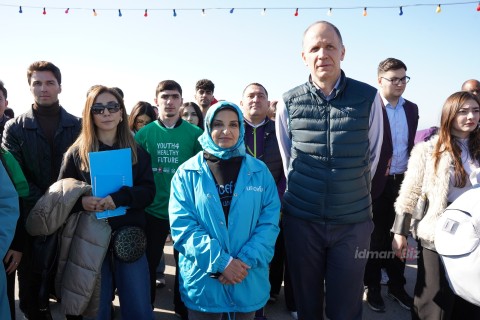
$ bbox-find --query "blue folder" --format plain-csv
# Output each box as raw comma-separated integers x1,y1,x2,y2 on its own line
89,148,133,219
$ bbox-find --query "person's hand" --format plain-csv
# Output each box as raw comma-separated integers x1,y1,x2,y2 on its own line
4,249,22,275
98,195,116,211
218,259,250,285
82,196,105,212
392,234,408,261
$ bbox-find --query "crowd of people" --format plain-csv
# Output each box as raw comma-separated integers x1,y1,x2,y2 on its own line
1,20,480,320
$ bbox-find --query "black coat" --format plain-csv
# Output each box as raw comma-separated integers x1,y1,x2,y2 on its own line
1,106,81,251
58,144,155,232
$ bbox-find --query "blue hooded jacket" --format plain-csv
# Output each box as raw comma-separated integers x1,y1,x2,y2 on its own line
0,162,19,320
169,102,280,313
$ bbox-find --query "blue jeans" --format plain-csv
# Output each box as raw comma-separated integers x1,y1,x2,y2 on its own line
94,253,153,320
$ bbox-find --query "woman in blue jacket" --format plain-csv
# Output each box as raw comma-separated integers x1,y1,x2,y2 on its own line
169,101,280,320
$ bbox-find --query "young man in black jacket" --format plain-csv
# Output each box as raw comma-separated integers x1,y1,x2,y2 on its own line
2,60,81,320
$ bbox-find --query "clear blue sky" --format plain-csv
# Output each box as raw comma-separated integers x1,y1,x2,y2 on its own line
1,0,479,129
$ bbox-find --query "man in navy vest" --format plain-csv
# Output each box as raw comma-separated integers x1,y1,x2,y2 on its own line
365,58,418,313
276,21,383,320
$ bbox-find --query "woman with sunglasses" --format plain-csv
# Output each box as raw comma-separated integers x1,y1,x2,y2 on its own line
169,102,280,320
128,101,157,134
58,86,155,319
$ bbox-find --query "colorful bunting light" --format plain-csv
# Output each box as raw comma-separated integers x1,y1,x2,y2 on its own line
7,2,480,17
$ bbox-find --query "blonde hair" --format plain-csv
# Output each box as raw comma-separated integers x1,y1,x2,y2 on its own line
66,85,138,171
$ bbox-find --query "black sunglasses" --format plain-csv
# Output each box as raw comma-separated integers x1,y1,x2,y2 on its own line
91,102,121,115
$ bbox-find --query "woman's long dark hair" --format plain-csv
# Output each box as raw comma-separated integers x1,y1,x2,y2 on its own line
434,91,480,187
179,101,204,130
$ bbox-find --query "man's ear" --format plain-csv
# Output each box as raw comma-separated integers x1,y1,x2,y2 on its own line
154,98,158,106
301,51,307,66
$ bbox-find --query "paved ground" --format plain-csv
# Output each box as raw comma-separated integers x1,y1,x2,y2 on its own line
15,238,417,319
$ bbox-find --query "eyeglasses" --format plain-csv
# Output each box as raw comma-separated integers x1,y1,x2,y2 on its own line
381,76,410,85
91,102,122,115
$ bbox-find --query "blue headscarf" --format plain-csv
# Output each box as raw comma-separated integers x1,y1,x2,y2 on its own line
198,101,246,160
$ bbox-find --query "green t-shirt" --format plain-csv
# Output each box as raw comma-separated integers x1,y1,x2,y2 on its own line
135,120,202,219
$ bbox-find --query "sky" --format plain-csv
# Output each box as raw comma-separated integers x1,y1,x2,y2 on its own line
1,0,479,129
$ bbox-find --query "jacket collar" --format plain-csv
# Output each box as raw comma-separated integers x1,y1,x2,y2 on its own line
182,153,263,174
23,105,79,129
307,70,346,101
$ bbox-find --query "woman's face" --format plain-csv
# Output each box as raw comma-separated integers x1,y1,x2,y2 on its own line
134,114,152,131
211,109,239,148
91,92,122,133
451,99,480,138
182,105,200,126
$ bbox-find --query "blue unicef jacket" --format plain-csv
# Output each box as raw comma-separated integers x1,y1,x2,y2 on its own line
169,151,280,313
0,162,19,320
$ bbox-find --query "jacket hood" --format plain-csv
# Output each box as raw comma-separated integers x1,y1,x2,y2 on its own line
26,178,92,236
198,101,246,160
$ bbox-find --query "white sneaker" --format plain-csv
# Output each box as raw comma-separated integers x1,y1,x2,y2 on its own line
290,311,298,320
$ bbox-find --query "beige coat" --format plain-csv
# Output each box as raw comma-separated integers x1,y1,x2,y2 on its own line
394,136,451,250
28,178,111,317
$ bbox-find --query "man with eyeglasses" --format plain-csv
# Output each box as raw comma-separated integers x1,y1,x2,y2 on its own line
134,80,202,319
462,79,480,96
364,57,418,313
195,79,216,117
2,61,81,320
